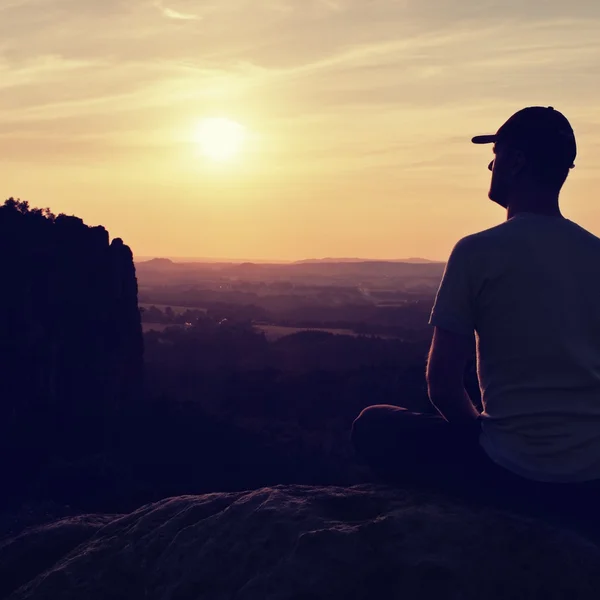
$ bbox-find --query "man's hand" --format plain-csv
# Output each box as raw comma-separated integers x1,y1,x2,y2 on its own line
426,326,480,425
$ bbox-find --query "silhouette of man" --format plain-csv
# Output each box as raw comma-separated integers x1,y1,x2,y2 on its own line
352,107,600,526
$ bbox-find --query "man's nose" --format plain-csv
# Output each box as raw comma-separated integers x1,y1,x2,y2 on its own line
488,160,494,172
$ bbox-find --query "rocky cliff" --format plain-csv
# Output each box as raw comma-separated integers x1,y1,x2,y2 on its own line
0,199,143,466
1,485,599,599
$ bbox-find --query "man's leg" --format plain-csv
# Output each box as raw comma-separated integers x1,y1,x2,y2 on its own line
351,404,484,494
352,405,600,538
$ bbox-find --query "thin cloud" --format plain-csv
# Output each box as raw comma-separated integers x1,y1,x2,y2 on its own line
1,0,599,175
154,1,200,20
0,55,102,90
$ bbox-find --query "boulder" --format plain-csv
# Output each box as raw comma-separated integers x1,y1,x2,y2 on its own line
4,485,600,599
0,514,116,599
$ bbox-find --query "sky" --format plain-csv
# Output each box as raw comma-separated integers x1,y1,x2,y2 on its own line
2,0,600,261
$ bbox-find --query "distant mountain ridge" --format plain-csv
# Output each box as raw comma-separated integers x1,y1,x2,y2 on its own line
293,257,440,264
134,256,447,290
136,256,442,265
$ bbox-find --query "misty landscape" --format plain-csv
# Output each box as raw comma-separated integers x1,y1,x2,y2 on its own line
1,198,459,515
3,199,600,599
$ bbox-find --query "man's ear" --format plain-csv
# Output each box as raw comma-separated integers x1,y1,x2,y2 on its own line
510,149,527,177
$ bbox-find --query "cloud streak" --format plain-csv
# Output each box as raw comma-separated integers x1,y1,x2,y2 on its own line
154,1,200,20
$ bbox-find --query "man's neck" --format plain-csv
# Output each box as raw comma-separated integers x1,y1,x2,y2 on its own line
506,191,562,221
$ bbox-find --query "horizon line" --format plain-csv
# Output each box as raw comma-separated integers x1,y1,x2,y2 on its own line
133,255,446,264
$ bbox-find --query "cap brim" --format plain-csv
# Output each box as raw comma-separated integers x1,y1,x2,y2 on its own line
472,135,496,144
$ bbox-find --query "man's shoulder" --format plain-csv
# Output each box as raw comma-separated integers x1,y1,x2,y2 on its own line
453,217,600,262
453,222,509,254
565,220,600,245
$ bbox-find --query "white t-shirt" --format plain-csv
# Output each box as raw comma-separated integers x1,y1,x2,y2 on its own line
429,213,600,483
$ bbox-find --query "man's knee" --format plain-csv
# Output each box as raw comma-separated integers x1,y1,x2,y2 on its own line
351,405,400,456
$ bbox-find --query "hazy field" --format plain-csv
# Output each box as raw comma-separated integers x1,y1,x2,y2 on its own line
140,303,207,314
142,322,180,333
143,323,361,337
256,324,360,341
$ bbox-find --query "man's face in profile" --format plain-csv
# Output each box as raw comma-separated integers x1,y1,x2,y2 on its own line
488,142,512,208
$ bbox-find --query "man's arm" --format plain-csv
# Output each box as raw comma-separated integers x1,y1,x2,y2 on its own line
426,326,480,425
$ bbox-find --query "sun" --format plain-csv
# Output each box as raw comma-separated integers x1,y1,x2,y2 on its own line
195,117,246,162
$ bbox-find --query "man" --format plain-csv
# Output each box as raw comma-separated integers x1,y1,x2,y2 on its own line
352,107,600,520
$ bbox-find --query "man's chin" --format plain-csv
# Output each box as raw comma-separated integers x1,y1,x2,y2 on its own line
488,190,508,208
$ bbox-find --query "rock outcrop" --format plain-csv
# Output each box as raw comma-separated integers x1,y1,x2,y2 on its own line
2,485,600,599
0,514,116,599
0,199,143,469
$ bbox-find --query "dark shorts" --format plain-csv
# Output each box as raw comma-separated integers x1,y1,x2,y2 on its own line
351,405,600,538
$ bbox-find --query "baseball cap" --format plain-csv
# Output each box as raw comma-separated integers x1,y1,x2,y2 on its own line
472,106,577,169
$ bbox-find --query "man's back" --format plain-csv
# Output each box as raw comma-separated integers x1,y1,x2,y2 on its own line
430,213,600,482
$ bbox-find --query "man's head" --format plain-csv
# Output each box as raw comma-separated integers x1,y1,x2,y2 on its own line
472,107,577,208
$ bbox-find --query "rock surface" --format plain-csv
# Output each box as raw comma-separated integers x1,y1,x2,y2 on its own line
0,199,144,500
0,515,116,599
3,485,600,599
0,199,143,431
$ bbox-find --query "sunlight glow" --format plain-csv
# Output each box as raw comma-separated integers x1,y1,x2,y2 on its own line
195,117,246,162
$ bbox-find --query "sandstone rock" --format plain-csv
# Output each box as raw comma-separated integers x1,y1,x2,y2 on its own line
0,199,143,468
5,485,600,599
0,200,142,414
0,514,116,599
